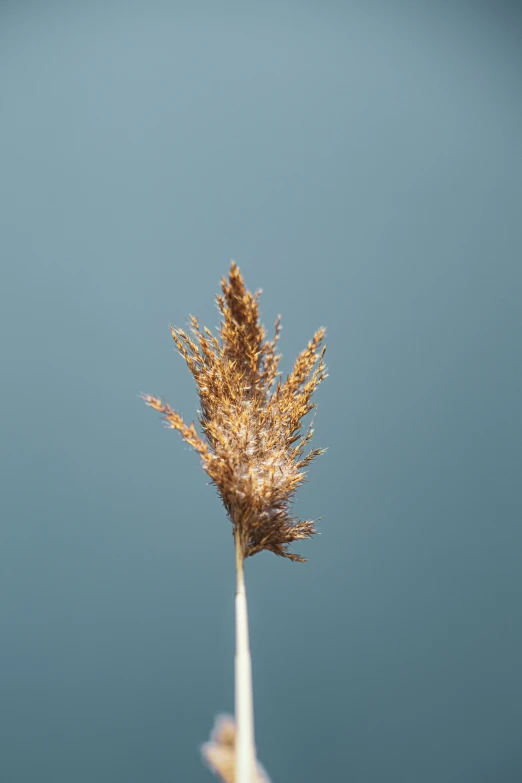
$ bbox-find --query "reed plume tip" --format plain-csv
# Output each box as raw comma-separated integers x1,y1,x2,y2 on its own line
144,262,326,561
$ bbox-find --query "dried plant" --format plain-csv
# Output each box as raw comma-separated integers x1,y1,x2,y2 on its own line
142,262,326,782
202,715,272,783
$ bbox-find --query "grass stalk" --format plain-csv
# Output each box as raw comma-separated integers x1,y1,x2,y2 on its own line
143,262,326,781
235,530,256,783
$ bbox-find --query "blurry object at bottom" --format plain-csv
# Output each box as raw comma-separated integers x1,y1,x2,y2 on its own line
202,714,272,783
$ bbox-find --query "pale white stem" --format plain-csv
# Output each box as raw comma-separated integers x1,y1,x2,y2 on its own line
235,532,256,783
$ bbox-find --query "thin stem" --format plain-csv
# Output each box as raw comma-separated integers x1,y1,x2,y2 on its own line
235,529,256,783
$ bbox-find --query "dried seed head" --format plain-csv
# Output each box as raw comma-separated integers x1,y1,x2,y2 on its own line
142,262,326,561
201,715,272,783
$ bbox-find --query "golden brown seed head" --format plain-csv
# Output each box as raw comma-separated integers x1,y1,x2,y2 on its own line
142,262,326,561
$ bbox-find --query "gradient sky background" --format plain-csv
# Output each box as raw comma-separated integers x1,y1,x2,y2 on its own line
1,2,521,782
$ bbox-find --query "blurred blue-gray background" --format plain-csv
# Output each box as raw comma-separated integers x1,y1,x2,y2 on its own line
1,2,521,781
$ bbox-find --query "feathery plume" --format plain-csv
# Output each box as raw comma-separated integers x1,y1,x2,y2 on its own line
142,261,326,562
